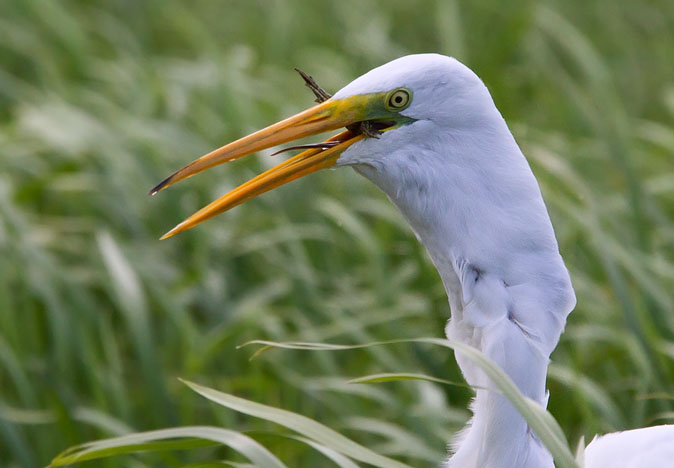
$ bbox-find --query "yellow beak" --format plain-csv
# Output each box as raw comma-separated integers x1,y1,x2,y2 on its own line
152,96,374,239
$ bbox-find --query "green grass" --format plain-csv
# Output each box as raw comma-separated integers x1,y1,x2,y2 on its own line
1,0,674,466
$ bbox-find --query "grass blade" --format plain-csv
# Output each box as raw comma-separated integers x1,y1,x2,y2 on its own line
49,426,287,468
182,380,413,468
289,436,361,468
240,338,580,468
347,372,474,390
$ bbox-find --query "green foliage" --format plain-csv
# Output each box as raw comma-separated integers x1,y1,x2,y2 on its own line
239,338,580,467
1,0,674,466
50,339,583,468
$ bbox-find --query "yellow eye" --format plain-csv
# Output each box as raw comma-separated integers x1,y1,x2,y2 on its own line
386,88,411,111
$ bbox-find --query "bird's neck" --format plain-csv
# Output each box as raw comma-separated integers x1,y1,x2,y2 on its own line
428,227,558,468
356,119,574,468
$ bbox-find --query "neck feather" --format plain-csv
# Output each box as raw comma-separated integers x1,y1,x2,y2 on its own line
355,121,575,468
439,256,558,468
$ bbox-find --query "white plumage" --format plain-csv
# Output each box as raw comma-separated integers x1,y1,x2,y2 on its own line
334,54,673,468
155,53,674,468
584,425,674,468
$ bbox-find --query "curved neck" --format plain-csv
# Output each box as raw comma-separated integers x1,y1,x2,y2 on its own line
445,332,554,468
436,236,557,468
355,120,575,468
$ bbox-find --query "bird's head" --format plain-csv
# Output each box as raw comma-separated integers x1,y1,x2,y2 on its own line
152,54,494,239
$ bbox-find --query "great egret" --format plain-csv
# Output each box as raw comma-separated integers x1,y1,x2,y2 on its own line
151,54,673,468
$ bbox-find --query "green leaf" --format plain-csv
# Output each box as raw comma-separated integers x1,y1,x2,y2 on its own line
289,436,361,468
182,380,413,468
183,462,256,468
347,372,475,390
49,426,286,468
239,338,580,468
575,435,585,467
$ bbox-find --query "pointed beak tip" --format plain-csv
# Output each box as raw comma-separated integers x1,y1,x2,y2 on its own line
149,172,178,196
159,227,179,240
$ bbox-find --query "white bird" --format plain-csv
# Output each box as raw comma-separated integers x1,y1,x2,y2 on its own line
151,54,674,468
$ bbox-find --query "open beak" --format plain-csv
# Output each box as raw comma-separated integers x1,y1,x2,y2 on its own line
151,96,376,239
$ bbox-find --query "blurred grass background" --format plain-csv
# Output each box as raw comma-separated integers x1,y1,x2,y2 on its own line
1,0,674,466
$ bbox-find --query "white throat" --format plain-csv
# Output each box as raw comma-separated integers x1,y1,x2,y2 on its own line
353,110,576,468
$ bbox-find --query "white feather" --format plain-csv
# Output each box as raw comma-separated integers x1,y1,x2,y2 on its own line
334,54,672,468
585,426,674,468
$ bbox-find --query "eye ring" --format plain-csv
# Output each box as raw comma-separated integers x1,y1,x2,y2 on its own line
385,88,411,111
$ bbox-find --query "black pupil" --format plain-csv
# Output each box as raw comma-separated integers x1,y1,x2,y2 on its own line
390,91,407,108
